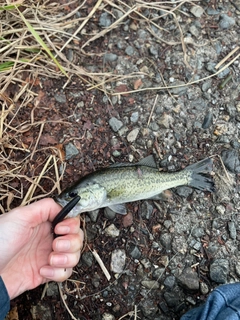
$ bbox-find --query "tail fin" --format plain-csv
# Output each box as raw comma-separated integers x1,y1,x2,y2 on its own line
185,158,215,192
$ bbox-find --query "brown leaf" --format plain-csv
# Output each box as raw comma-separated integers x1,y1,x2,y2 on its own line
39,134,58,146
134,78,142,90
114,84,129,96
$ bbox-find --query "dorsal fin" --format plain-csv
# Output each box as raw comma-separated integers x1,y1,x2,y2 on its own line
110,155,157,168
137,155,157,168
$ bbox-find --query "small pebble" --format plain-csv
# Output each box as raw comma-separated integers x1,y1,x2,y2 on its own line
190,6,204,18
99,12,112,27
110,249,126,273
210,259,229,283
104,224,120,238
228,221,237,240
127,128,140,142
141,280,160,289
54,92,67,103
219,14,235,29
65,142,79,160
109,117,123,132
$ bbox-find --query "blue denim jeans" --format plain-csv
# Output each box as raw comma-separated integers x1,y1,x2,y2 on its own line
181,283,240,320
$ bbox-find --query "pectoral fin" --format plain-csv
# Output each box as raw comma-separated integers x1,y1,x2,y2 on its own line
108,204,127,215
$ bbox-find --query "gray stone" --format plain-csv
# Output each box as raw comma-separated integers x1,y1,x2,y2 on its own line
189,239,202,251
164,288,183,308
140,299,158,317
219,14,235,29
110,249,126,273
164,220,172,230
112,150,121,157
140,258,152,269
141,201,153,220
202,111,213,129
228,221,237,240
113,8,124,19
206,62,216,72
235,262,240,278
206,8,220,15
164,276,176,289
230,140,240,149
130,111,139,123
190,6,204,18
87,209,100,222
170,81,188,95
46,282,58,296
104,207,117,220
109,117,123,132
153,268,165,280
92,273,100,288
54,92,67,103
177,267,199,290
202,80,212,92
149,121,160,131
200,282,209,295
127,128,139,142
99,12,112,27
189,25,200,38
221,149,240,173
129,245,142,259
125,45,134,56
141,280,160,289
192,227,205,238
65,142,79,160
81,251,94,267
160,233,172,251
137,29,148,40
158,113,174,129
176,186,193,197
104,224,120,237
102,313,115,320
149,45,158,56
104,53,118,62
210,259,229,283
217,67,230,79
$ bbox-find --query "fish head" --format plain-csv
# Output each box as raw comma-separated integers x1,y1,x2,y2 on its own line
56,183,107,217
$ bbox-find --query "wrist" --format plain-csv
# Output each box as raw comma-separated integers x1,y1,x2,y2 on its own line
1,269,25,300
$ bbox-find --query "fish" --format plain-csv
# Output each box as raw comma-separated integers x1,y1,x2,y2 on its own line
55,155,214,218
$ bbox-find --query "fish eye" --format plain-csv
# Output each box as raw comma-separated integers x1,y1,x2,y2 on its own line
68,191,78,198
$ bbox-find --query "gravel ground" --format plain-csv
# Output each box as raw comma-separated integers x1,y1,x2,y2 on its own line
7,1,240,319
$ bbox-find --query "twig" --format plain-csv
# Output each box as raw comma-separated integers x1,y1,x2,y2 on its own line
147,94,158,127
90,246,111,281
58,283,78,320
215,46,239,70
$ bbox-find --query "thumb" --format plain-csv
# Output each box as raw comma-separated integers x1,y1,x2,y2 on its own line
11,198,62,227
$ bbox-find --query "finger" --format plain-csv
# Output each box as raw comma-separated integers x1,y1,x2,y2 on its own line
49,251,81,268
54,216,81,235
40,266,72,282
53,230,84,253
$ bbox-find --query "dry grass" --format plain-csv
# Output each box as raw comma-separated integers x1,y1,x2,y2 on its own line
0,0,239,211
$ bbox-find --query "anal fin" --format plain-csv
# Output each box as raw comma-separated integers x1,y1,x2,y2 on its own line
108,204,127,215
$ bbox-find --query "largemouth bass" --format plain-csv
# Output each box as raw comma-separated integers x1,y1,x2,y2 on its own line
56,155,214,217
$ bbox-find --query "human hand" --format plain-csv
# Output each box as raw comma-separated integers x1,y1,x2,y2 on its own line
0,198,83,299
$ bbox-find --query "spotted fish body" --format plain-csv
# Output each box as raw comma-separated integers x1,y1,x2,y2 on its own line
56,156,214,217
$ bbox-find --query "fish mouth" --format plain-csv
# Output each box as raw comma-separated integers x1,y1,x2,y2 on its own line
53,196,67,208
54,196,83,217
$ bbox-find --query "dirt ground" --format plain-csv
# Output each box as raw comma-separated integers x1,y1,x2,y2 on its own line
1,0,240,319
